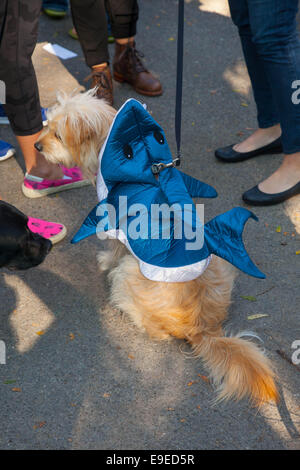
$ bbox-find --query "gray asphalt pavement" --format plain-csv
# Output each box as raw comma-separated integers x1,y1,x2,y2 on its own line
0,0,299,450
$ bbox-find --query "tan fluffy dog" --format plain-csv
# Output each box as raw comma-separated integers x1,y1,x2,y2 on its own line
36,89,278,407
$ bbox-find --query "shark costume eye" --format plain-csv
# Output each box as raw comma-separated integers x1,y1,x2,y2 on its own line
154,130,164,145
123,144,133,159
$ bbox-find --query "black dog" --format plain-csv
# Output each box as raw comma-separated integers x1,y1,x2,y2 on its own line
0,201,51,270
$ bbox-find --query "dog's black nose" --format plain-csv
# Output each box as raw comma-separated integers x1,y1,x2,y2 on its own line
34,142,43,152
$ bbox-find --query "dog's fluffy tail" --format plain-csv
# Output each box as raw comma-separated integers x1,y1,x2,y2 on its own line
190,332,278,406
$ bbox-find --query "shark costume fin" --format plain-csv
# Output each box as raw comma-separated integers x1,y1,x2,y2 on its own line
204,207,265,279
180,171,218,198
71,199,108,244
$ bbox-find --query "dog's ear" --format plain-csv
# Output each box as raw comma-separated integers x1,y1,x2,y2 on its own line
56,90,67,106
63,98,116,176
63,114,100,176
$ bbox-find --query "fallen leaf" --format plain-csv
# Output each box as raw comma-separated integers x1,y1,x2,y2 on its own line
180,419,186,423
103,393,111,398
241,295,257,302
33,421,46,430
197,405,201,410
36,330,45,336
296,251,300,255
276,226,281,233
12,387,21,392
198,374,210,383
128,354,135,360
167,407,174,411
168,37,175,41
241,102,248,107
4,380,16,384
69,333,75,340
247,314,269,320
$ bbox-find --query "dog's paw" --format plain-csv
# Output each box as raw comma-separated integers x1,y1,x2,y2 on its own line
97,250,113,272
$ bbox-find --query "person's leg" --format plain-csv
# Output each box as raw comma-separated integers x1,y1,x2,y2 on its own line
246,0,300,194
106,0,138,40
0,0,63,180
108,0,162,96
70,0,109,67
70,0,113,104
228,0,281,153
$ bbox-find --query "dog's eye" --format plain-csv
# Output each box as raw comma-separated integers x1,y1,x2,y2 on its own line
154,131,164,145
123,144,133,159
55,132,62,141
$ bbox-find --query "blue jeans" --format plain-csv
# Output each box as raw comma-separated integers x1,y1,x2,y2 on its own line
229,0,300,154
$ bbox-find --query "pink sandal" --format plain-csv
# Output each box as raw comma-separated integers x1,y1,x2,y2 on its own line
22,166,91,199
28,217,67,244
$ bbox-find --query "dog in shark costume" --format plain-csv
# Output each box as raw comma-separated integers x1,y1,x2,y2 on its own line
72,98,265,283
40,92,276,405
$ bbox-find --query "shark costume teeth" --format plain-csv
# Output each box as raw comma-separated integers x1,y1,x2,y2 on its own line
72,99,265,282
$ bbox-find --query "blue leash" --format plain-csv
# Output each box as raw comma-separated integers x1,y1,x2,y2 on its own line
151,0,184,175
175,0,184,166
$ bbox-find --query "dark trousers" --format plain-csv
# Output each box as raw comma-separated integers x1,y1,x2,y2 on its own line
0,0,43,136
229,0,300,154
70,0,139,67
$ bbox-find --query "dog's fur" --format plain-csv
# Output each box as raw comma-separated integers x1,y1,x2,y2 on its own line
36,89,278,406
35,90,116,179
0,201,52,270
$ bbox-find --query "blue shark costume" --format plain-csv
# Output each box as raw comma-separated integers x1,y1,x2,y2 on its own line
71,99,265,282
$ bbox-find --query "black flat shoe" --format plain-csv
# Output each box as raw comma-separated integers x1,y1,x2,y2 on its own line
242,181,300,206
215,137,282,163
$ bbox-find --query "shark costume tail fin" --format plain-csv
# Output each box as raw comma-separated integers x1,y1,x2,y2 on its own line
205,207,265,279
71,200,108,244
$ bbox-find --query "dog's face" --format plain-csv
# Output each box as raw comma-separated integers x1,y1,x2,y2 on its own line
0,201,52,270
35,89,116,177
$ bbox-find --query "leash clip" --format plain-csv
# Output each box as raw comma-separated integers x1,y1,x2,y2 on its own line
151,156,181,175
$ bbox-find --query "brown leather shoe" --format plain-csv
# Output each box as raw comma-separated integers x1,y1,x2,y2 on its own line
113,41,162,97
85,65,113,106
